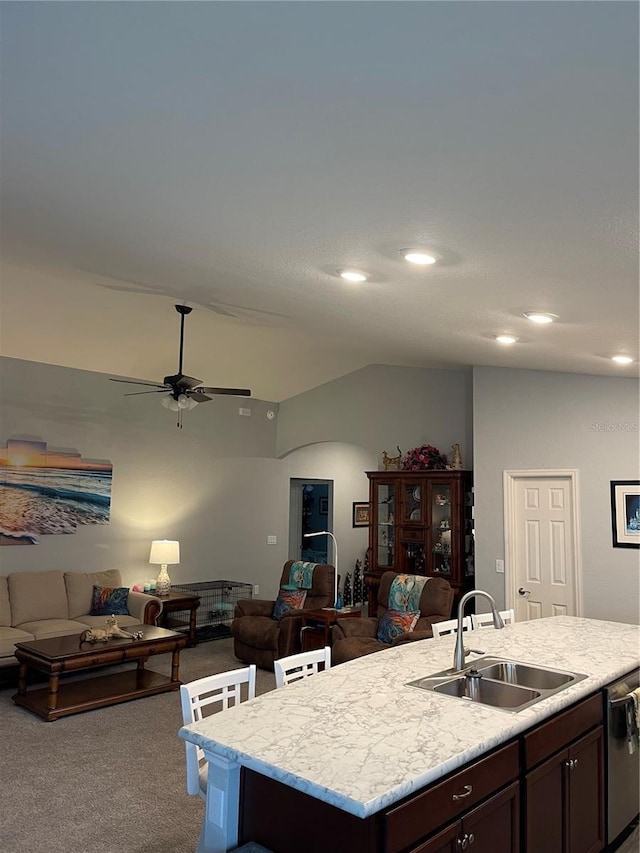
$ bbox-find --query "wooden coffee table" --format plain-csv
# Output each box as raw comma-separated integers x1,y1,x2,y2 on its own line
12,625,186,721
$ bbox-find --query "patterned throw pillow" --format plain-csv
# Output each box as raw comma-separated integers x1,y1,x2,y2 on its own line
90,585,130,616
376,608,420,644
272,587,307,620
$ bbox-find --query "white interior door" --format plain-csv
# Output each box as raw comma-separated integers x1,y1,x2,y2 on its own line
504,470,582,620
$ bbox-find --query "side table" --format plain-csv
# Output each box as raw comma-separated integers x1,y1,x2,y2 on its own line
157,590,201,647
300,607,361,652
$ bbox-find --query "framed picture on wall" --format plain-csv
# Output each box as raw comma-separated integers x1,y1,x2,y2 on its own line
319,497,329,515
352,501,370,528
610,480,640,548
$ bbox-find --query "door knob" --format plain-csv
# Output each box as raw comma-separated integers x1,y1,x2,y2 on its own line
518,587,531,596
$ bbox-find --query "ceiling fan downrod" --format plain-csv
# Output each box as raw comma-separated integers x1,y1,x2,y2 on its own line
175,304,192,377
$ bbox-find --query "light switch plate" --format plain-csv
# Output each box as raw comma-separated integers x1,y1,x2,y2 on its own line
267,535,277,545
496,559,505,574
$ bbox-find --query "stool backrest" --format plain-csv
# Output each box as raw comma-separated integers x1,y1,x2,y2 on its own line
180,665,256,797
274,646,331,688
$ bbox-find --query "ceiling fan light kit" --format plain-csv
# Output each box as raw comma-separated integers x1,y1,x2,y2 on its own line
110,304,251,428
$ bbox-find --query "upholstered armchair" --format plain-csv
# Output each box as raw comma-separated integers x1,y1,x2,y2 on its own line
231,560,335,670
331,571,454,665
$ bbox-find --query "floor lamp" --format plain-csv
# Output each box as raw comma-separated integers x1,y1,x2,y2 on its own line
304,530,338,607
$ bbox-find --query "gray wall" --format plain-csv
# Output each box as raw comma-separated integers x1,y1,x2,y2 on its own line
473,366,640,624
0,357,288,597
3,356,637,626
277,364,474,468
0,358,474,601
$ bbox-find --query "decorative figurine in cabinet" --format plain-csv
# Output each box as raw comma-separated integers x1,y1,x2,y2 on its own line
364,470,474,615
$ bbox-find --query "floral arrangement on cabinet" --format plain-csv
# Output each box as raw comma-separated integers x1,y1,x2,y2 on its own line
402,444,449,471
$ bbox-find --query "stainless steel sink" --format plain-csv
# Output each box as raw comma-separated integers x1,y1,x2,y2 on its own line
476,661,575,691
434,676,541,709
406,656,587,712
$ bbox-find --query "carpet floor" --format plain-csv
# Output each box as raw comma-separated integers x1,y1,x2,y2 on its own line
0,638,275,853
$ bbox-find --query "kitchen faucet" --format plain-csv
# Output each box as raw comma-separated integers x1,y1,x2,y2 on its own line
453,590,504,672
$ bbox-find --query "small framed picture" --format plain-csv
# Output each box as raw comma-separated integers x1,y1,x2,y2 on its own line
319,497,329,515
352,501,370,528
610,480,640,548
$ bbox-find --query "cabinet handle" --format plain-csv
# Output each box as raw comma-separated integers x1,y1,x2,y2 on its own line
565,758,576,770
452,784,473,800
457,835,469,850
468,833,475,845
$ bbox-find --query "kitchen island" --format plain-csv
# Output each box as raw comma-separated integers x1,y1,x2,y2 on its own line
179,616,640,852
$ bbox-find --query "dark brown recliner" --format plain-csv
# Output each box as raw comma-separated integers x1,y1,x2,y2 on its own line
331,571,454,665
231,560,335,670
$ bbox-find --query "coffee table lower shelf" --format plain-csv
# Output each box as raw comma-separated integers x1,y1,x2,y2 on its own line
13,668,179,722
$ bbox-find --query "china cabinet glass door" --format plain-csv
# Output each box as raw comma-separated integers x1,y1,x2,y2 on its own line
375,482,395,568
401,481,423,524
430,484,452,577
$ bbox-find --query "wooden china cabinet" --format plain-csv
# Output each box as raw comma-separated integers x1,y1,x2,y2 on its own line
365,470,474,616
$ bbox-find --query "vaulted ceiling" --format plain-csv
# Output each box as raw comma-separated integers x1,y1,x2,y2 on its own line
1,2,638,402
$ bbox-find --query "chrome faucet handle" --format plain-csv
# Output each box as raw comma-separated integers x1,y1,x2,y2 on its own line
464,647,485,658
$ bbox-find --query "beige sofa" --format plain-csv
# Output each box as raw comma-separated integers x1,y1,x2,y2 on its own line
0,569,162,668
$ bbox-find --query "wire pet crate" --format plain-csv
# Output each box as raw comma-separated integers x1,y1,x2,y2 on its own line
172,580,253,642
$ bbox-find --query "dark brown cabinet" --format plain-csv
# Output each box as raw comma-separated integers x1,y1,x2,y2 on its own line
366,470,474,614
524,695,604,853
410,783,520,853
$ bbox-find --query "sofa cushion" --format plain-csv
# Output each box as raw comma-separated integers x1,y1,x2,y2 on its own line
9,571,68,626
0,576,11,627
90,585,129,616
65,569,123,619
376,609,420,644
0,625,34,660
16,618,90,640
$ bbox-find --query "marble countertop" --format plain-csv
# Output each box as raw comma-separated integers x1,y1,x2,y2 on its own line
179,616,640,818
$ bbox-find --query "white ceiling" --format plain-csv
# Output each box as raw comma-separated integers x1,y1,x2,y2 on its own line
1,2,638,403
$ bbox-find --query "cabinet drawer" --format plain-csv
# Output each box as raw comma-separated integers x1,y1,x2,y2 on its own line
400,528,424,542
523,692,602,769
385,741,519,853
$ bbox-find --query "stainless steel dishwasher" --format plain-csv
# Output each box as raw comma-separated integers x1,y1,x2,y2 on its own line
605,668,640,845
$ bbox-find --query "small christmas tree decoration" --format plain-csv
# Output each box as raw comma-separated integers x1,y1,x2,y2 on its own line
353,559,363,605
343,572,352,607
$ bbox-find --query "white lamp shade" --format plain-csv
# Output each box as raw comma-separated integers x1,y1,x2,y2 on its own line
149,539,180,565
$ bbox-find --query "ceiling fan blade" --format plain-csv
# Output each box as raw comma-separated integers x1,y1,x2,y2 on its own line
187,391,212,403
109,378,168,389
123,390,170,397
197,387,252,397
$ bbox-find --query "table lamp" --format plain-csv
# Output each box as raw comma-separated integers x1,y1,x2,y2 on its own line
304,530,339,607
149,539,180,597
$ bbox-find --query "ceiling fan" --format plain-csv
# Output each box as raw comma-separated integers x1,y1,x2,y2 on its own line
110,304,251,427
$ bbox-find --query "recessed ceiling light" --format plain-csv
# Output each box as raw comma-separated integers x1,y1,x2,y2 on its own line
523,311,558,324
400,249,438,266
495,334,519,345
611,355,634,365
337,269,368,282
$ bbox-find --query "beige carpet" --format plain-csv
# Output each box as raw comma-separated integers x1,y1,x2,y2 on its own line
0,638,275,853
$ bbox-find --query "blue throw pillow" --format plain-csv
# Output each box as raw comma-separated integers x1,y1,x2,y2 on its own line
376,609,420,644
90,585,130,616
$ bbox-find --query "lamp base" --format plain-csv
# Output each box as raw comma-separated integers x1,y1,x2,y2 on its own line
155,565,171,597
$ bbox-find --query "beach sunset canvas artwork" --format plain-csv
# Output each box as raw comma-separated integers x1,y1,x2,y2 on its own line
0,439,112,545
